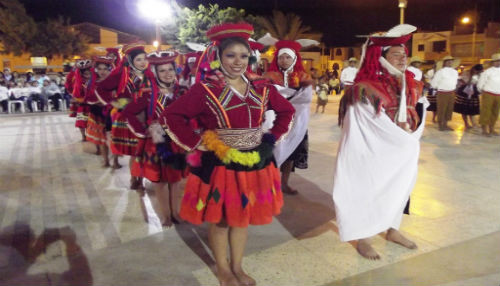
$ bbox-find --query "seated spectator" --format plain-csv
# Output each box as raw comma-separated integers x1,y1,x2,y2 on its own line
0,83,8,112
42,80,63,111
26,81,44,112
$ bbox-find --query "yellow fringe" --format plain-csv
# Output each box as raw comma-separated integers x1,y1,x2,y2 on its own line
201,130,261,167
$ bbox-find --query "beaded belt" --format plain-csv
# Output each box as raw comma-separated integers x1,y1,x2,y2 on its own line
215,128,263,150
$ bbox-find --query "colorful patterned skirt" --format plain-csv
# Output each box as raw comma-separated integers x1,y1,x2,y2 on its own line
110,112,139,156
69,101,78,117
180,151,283,228
131,138,188,183
75,103,90,128
85,106,107,145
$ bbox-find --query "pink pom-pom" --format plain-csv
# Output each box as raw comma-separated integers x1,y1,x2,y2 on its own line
186,150,202,167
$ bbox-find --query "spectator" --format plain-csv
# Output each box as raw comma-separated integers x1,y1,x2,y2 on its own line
0,83,8,112
43,80,63,111
26,81,44,112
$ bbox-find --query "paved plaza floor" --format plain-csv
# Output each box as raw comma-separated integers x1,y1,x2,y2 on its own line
1,97,499,285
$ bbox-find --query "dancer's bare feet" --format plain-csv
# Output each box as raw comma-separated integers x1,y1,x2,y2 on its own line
386,228,417,249
217,268,239,286
232,266,256,286
102,162,111,168
282,185,298,195
162,215,173,228
111,163,122,169
356,238,380,260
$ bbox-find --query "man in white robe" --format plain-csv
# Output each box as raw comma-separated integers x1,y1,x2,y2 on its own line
333,24,426,260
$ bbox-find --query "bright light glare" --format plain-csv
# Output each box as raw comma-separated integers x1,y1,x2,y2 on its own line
138,0,171,21
461,17,471,24
398,0,407,8
153,41,159,48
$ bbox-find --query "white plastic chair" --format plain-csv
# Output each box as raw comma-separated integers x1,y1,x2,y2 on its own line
8,100,26,114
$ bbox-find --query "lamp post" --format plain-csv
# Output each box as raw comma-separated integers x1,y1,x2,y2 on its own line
138,0,172,51
398,0,408,24
461,13,477,61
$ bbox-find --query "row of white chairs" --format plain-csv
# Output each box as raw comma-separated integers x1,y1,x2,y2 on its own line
7,98,67,114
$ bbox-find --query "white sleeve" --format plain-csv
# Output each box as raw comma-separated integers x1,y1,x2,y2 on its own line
430,70,440,89
477,70,488,92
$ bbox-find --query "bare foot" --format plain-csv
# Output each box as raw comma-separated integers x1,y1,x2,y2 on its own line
162,216,173,228
232,267,256,286
111,163,122,169
356,238,380,260
217,269,239,286
386,228,417,249
130,178,140,190
282,185,298,195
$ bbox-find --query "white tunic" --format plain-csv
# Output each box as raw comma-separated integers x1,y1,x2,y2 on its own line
407,66,423,81
477,67,500,95
332,97,428,242
340,67,358,86
431,67,458,91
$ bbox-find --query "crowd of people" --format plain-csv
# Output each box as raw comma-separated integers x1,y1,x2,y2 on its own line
2,20,499,286
0,68,71,113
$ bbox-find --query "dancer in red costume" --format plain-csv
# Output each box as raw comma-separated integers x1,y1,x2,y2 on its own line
96,42,149,189
162,23,294,286
121,50,188,226
66,59,93,141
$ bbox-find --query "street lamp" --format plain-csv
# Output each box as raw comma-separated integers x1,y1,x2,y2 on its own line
138,0,172,50
460,14,477,60
398,0,408,24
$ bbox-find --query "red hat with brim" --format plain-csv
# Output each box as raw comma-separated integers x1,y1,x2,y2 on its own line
122,42,146,55
275,40,302,54
206,23,254,42
147,51,178,65
93,56,114,66
249,41,264,51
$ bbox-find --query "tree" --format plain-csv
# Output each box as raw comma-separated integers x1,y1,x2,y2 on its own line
0,0,36,55
162,4,265,50
257,10,316,40
28,17,89,59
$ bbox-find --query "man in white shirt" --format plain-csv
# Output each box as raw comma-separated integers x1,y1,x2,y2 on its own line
340,57,358,88
0,84,8,112
478,53,500,136
431,56,459,131
407,56,423,81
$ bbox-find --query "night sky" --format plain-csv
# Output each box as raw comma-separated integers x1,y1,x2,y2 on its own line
19,0,500,46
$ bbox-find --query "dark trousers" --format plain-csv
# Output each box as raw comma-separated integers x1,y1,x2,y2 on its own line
27,94,45,112
49,94,62,111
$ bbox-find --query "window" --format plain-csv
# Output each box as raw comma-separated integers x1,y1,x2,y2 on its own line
418,44,424,52
335,48,342,56
432,41,446,53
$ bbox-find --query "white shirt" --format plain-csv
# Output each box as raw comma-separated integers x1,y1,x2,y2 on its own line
424,69,435,83
477,67,500,95
0,86,8,101
9,87,29,99
431,67,458,91
340,66,358,85
407,66,423,81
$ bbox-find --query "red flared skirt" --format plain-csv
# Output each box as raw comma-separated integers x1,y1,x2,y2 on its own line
131,138,188,183
110,114,138,156
180,161,283,227
69,101,78,118
75,104,90,128
85,112,107,145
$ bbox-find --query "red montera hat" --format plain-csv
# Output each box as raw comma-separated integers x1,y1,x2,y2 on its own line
105,47,120,58
75,58,92,70
93,56,114,66
206,22,254,43
122,41,146,55
275,40,302,54
356,24,416,82
249,40,264,51
147,50,178,65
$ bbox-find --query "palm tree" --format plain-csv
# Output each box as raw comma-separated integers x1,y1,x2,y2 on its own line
257,10,317,40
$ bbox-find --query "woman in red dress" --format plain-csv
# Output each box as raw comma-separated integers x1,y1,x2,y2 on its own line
66,59,93,141
121,50,188,226
85,56,114,167
161,23,294,286
96,42,149,189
